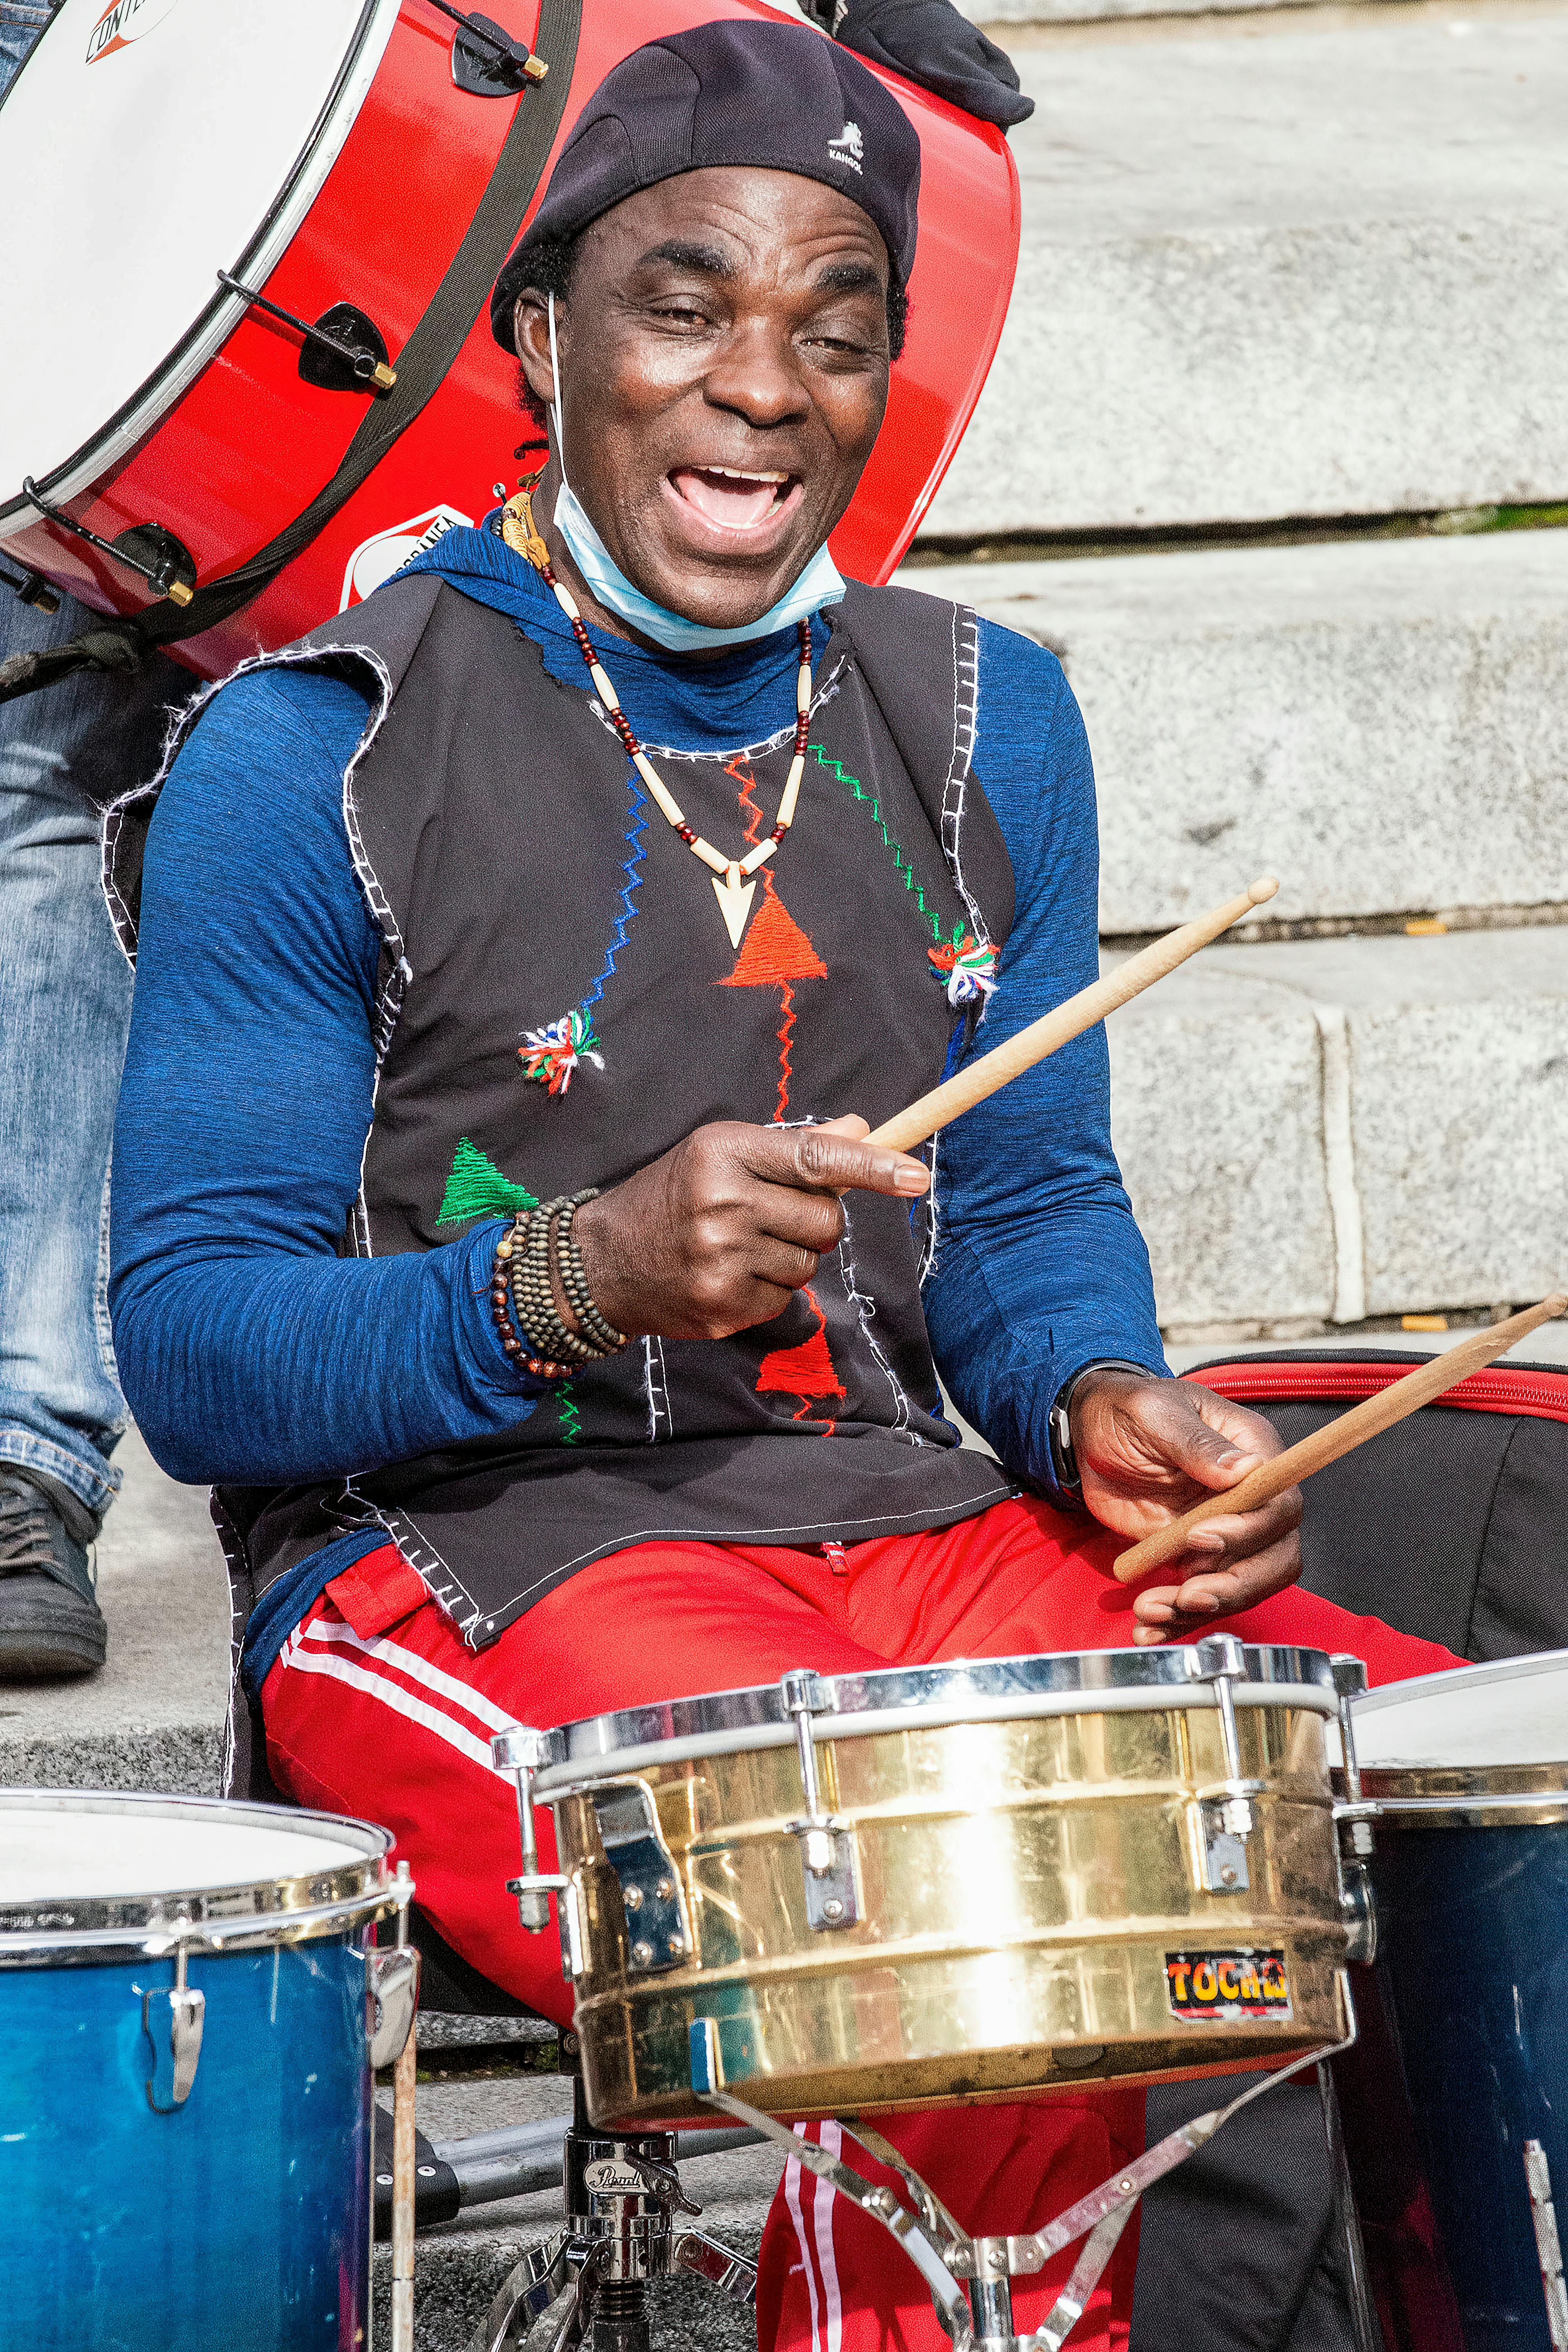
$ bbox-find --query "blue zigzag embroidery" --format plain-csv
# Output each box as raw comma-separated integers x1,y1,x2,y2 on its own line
580,775,648,1016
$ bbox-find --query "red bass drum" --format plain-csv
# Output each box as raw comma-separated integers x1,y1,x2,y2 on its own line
0,0,1018,679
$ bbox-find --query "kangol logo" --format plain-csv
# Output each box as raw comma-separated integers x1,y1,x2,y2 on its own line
826,122,864,176
86,0,180,65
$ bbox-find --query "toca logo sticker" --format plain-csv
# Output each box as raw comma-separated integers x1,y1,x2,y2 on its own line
1165,1949,1293,2024
86,0,180,63
340,506,474,610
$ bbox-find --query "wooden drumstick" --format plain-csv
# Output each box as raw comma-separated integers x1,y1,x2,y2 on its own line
1113,1293,1568,1583
867,877,1279,1153
391,1988,418,2352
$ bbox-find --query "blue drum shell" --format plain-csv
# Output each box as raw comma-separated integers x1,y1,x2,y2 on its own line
0,1933,372,2351
1341,1815,1568,2352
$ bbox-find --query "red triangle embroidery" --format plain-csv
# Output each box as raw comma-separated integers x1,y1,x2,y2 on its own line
719,889,827,987
756,1322,845,1400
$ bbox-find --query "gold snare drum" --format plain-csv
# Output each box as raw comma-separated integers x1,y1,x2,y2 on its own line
497,1639,1354,2125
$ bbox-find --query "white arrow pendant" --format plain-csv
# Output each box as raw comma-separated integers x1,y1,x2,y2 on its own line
712,862,757,949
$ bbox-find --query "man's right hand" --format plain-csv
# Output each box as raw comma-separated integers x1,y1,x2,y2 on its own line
570,1115,929,1342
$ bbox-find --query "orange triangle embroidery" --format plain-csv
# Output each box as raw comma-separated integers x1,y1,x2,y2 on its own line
756,1323,845,1400
719,889,827,988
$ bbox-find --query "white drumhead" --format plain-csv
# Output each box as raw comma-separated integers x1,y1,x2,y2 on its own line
0,0,394,505
1352,1650,1568,1769
0,1799,372,1903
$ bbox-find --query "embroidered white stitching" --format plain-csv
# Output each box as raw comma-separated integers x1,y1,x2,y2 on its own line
835,1199,923,1446
643,1334,673,1443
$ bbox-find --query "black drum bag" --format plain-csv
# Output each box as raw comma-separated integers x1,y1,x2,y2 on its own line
1131,1349,1568,2352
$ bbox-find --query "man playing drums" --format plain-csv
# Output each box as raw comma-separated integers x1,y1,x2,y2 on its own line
109,23,1454,2345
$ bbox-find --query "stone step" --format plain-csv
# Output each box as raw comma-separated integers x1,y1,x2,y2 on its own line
1105,926,1568,1332
924,0,1568,535
904,528,1568,933
0,1426,227,1795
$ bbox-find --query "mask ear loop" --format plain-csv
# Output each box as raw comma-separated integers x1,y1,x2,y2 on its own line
547,292,569,487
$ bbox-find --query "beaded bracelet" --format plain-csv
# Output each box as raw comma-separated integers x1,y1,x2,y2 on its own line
509,1190,628,1367
555,1192,628,1357
488,1212,573,1380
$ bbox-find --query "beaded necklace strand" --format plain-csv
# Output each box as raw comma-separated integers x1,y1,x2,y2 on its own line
502,490,812,948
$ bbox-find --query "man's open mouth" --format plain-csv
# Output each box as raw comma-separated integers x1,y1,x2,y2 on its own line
667,465,802,532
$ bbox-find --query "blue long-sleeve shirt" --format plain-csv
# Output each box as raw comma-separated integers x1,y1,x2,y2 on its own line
111,529,1166,1675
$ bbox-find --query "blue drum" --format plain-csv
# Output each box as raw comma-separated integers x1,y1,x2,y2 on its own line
0,1791,413,2351
1336,1654,1568,2352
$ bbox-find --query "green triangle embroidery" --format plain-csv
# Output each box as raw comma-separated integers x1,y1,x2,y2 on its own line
436,1137,540,1227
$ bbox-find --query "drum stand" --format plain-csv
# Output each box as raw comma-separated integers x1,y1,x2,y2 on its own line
688,2019,1357,2352
470,2041,757,2352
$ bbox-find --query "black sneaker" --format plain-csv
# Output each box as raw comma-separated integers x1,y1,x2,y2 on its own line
0,1467,108,1679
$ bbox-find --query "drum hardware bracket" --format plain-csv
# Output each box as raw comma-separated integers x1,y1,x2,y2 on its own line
0,558,59,615
218,271,398,393
21,477,196,607
423,0,551,94
1331,1655,1378,1855
781,1668,860,1929
1525,2140,1568,2350
142,1933,205,2112
689,2015,1360,2351
587,1781,692,1974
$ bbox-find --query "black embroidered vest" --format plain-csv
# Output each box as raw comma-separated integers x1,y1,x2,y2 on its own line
108,572,1019,1649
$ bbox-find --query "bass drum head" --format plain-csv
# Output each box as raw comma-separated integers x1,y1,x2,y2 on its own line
0,0,392,503
1351,1646,1568,1769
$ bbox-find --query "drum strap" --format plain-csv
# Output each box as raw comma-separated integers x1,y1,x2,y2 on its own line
0,0,582,704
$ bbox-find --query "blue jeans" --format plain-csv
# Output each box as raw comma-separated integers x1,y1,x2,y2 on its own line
0,592,185,1517
0,1,56,86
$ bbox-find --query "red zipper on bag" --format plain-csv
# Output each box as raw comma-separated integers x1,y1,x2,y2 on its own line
1183,1359,1568,1426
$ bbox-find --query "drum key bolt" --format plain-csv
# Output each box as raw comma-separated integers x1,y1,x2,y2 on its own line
1328,1658,1381,1962
1187,1637,1266,1894
781,1670,860,1931
22,477,195,606
142,1928,205,2111
424,0,551,94
218,272,398,393
492,1723,571,1935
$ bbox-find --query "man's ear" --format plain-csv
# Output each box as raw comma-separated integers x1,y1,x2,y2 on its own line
514,293,557,414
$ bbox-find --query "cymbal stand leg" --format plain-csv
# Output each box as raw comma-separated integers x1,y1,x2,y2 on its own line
688,2015,1365,2352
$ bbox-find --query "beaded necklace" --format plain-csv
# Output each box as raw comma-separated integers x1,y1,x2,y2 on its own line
502,490,811,948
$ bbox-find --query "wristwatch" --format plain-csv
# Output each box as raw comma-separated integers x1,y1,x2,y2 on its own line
1048,1360,1163,1502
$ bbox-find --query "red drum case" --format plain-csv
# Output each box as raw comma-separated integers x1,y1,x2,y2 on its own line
0,0,1019,677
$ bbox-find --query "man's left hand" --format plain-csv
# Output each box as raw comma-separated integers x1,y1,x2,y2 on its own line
819,0,1034,130
1069,1370,1303,1646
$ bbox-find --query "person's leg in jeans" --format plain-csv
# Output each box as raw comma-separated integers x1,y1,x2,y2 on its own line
0,585,185,1673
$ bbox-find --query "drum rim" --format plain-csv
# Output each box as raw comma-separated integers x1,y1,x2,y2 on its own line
1358,1760,1568,1824
0,1788,395,1960
523,1643,1340,1791
0,0,401,529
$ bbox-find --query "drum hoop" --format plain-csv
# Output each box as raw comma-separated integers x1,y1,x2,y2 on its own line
0,1787,393,1955
1359,1766,1568,1826
530,1665,1339,1798
0,0,401,526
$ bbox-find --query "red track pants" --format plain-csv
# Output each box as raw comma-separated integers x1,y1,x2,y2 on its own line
262,1495,1457,2351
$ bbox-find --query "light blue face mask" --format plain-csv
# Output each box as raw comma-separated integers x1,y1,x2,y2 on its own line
546,296,846,656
